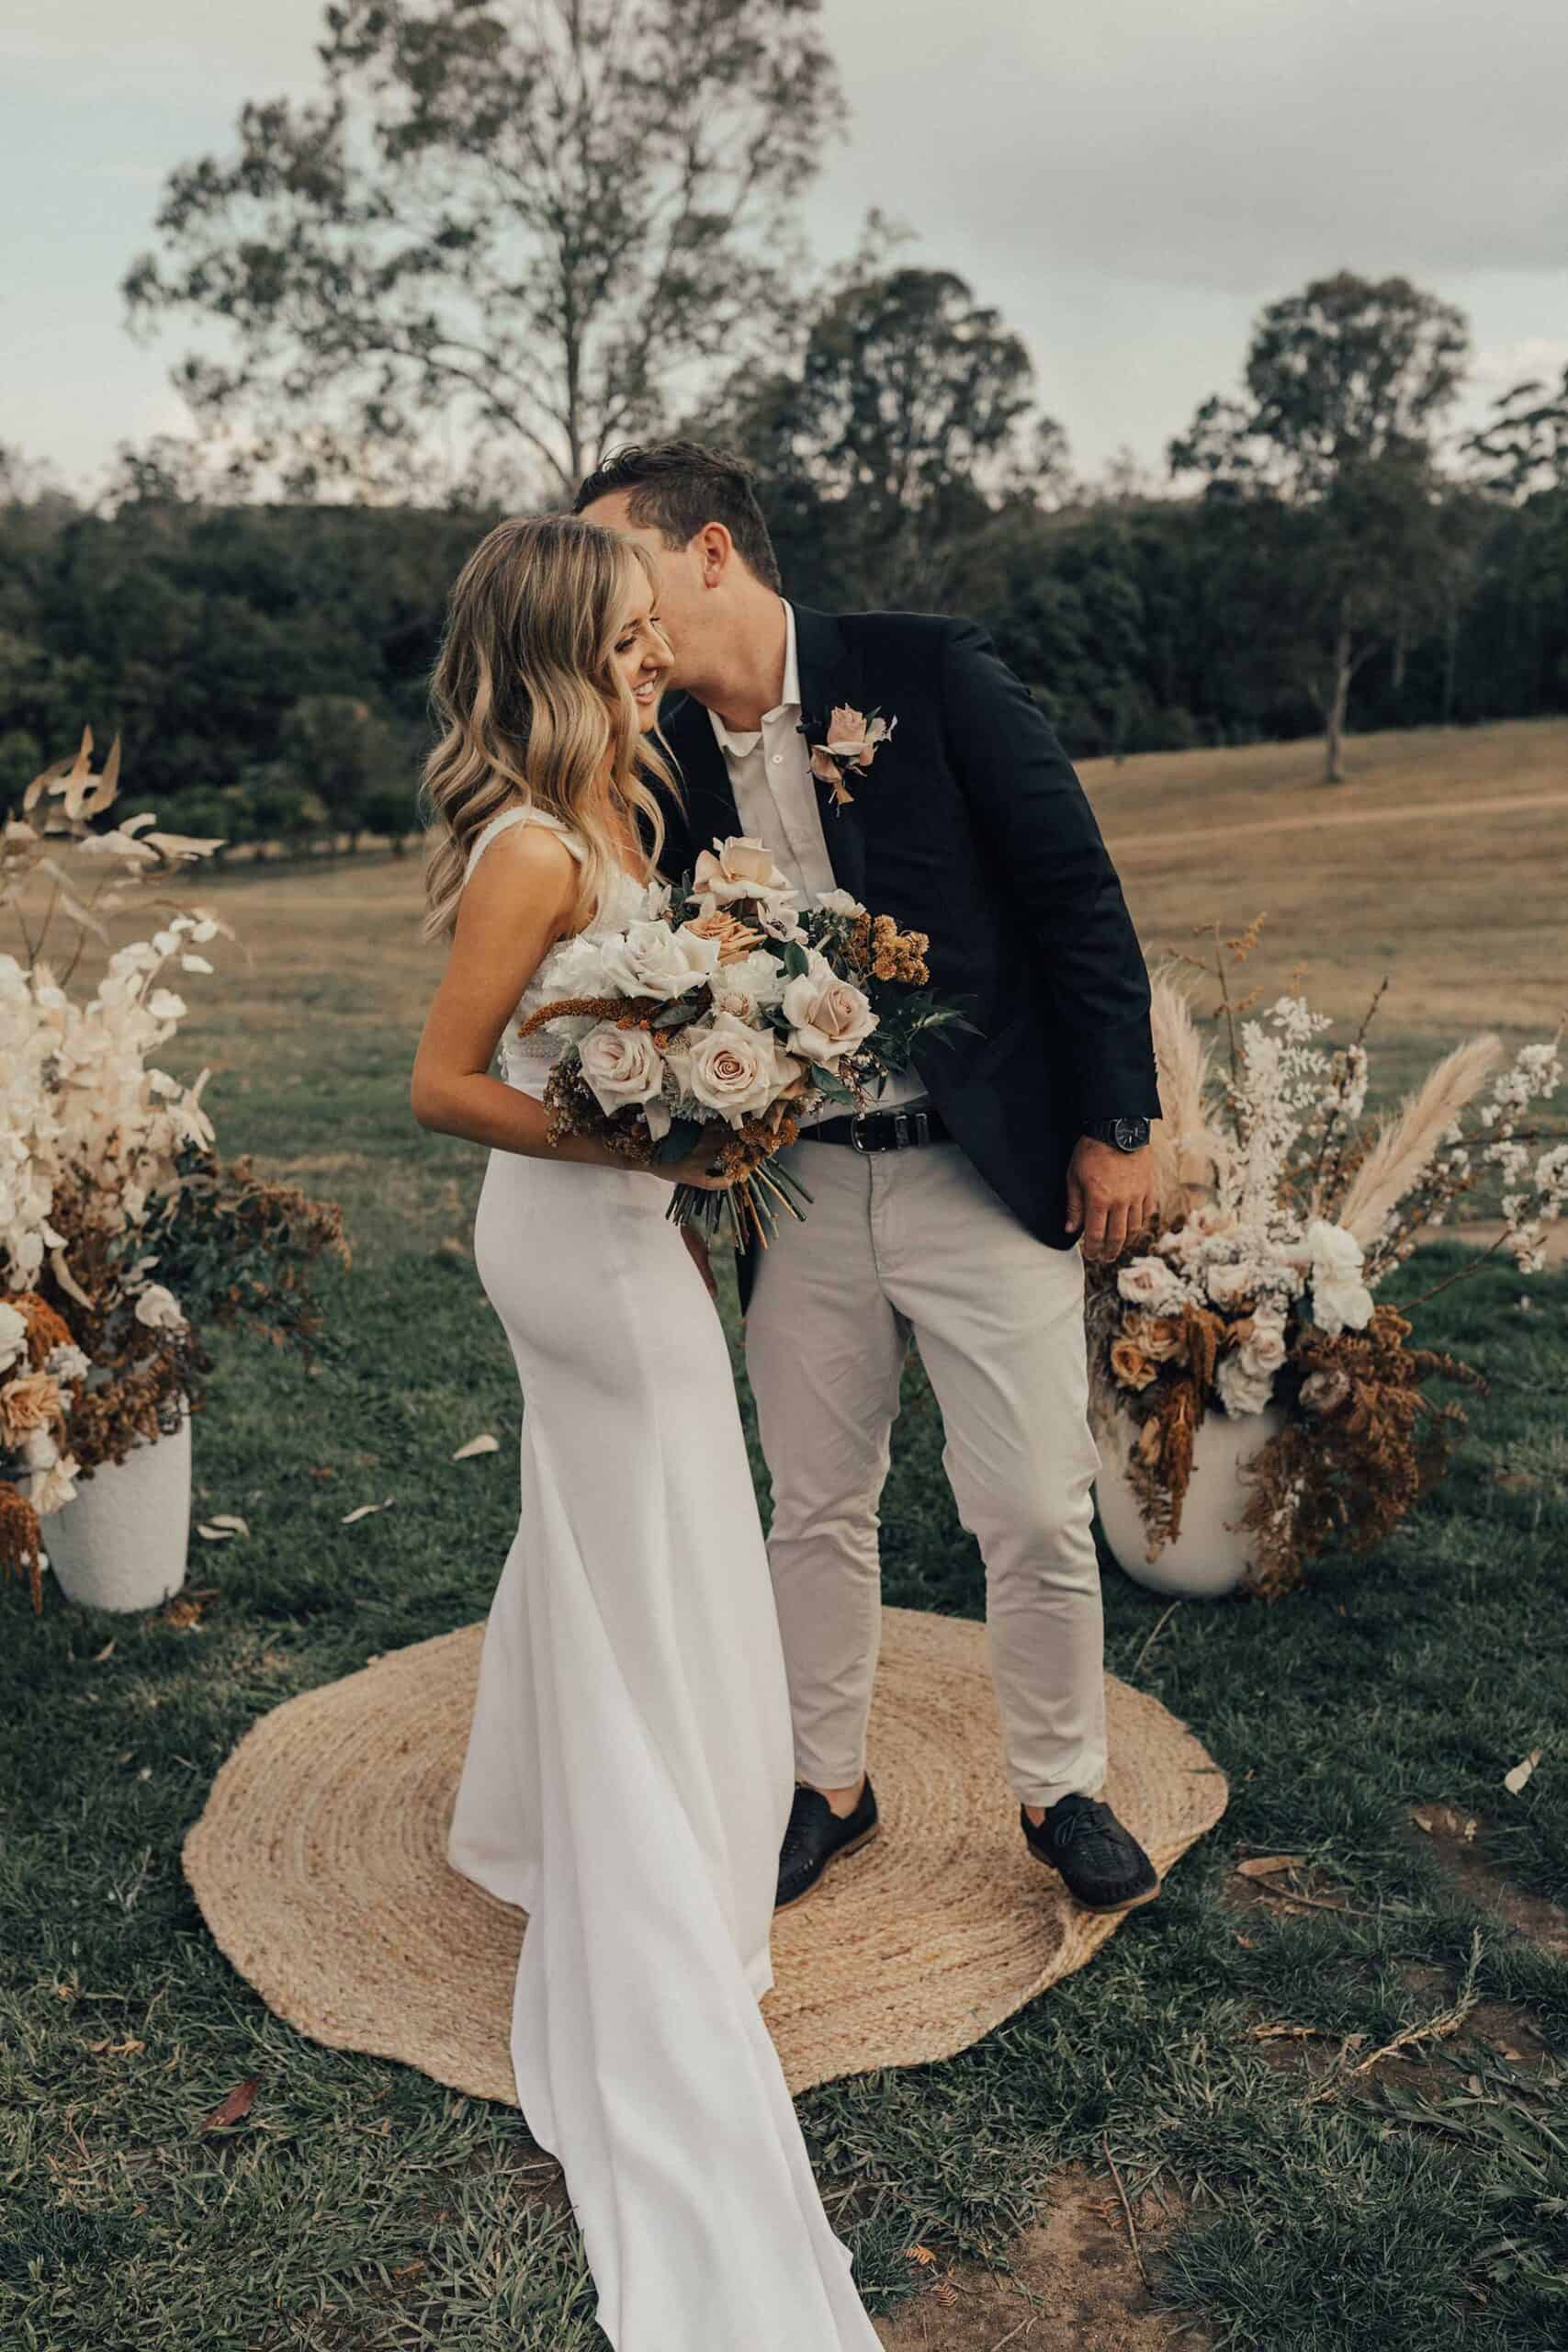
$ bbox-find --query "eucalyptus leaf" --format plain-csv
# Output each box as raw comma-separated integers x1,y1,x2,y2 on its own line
654,1119,704,1165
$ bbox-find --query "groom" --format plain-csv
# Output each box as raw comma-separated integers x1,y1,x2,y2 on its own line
577,443,1164,1918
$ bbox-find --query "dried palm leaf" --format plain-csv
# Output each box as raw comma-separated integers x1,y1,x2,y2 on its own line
1148,966,1226,1212
1337,1035,1502,1244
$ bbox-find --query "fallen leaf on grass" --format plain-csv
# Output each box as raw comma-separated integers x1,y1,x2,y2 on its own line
1235,1855,1306,1879
1411,1805,1479,1840
197,1523,237,1543
199,2077,258,2132
205,1513,250,1536
162,1589,219,1632
342,1498,392,1525
87,2037,145,2058
88,1640,116,1665
452,1433,500,1461
392,2262,426,2281
1245,2021,1329,2041
1503,1750,1541,1796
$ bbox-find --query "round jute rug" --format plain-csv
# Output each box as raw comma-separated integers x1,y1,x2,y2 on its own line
184,1606,1227,2101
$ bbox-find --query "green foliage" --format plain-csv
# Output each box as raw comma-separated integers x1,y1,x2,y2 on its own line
122,0,843,502
709,257,1053,605
1167,273,1475,776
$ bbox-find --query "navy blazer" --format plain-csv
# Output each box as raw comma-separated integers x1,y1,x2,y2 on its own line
657,605,1160,1271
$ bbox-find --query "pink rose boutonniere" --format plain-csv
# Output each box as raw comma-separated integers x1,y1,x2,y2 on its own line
800,704,897,808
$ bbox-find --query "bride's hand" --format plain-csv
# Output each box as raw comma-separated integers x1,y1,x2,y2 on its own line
654,1124,744,1191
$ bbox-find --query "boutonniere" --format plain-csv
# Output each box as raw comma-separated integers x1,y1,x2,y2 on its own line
798,704,897,808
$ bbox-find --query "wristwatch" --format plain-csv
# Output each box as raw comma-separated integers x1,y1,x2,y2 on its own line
1084,1116,1151,1153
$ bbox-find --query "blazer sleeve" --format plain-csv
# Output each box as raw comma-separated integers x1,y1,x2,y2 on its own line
938,618,1160,1125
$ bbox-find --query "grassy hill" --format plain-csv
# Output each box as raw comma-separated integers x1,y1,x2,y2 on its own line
4,716,1565,2351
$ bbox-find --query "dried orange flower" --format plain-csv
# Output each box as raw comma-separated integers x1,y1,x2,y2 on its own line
0,1482,45,1613
1110,1339,1157,1390
682,910,764,964
13,1294,74,1368
869,914,931,985
1122,1311,1186,1364
0,1372,64,1448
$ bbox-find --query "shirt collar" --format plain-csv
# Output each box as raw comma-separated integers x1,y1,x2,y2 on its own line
708,600,800,755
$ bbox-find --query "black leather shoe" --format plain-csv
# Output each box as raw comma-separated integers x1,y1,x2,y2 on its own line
1021,1792,1160,1913
775,1777,879,1909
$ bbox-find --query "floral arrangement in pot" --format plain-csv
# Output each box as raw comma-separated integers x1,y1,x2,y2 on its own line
1088,919,1566,1600
1,731,348,1613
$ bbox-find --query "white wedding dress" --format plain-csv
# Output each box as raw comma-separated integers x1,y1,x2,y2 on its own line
446,806,882,2351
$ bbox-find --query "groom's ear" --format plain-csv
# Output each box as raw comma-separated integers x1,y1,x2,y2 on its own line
694,522,736,589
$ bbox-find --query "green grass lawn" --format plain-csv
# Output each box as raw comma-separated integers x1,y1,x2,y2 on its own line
4,798,1568,2348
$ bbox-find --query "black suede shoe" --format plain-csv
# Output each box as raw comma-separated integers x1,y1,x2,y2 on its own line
1021,1792,1160,1913
775,1777,879,1910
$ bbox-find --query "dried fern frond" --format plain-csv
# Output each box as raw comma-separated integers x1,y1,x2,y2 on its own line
1337,1035,1502,1243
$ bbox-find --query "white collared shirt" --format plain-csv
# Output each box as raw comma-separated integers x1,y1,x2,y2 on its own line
708,600,920,1114
707,601,835,903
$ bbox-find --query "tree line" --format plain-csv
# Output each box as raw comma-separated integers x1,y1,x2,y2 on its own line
3,0,1565,844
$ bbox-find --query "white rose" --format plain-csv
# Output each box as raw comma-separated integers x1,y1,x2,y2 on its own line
780,956,878,1067
1311,1277,1375,1336
1304,1219,1364,1280
599,920,719,1001
817,888,864,918
1117,1256,1187,1312
578,1023,668,1120
671,1012,801,1126
133,1283,186,1332
1238,1312,1289,1378
1204,1261,1256,1308
543,932,617,1001
0,1302,27,1374
709,950,786,1016
690,837,795,912
1216,1351,1276,1417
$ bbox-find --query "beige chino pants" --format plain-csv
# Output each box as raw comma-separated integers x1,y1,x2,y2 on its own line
745,1137,1108,1811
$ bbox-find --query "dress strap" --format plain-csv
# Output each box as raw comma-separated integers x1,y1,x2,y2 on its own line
465,804,585,881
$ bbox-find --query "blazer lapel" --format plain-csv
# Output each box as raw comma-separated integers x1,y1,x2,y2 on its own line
792,605,867,904
661,693,740,875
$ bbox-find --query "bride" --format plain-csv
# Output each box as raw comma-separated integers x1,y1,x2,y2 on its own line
410,514,883,2350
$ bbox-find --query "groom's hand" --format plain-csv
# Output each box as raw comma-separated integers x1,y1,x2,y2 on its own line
1066,1136,1156,1263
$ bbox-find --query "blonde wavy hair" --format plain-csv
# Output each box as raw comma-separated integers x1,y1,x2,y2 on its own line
420,514,678,941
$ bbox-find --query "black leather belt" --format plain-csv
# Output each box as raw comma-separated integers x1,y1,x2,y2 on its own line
805,1102,949,1153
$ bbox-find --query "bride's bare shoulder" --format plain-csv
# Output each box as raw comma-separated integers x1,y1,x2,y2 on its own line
460,815,580,927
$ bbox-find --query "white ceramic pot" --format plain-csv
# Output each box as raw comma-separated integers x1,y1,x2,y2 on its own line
1093,1400,1286,1600
37,1409,192,1612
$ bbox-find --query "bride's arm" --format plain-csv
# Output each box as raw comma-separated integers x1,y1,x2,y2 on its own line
410,825,726,1184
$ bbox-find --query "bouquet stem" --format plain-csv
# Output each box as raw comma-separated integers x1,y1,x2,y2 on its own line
667,1164,813,1247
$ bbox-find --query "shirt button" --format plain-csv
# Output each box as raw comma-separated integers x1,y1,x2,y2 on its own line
771,753,784,765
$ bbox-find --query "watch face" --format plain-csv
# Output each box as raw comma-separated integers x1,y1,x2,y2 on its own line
1115,1118,1149,1151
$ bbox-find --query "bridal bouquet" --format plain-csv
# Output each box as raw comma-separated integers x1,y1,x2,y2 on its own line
520,837,964,1244
1089,918,1566,1599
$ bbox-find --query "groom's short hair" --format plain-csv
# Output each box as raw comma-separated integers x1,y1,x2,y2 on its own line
573,441,782,594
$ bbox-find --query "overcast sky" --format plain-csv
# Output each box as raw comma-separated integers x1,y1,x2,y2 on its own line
4,0,1565,496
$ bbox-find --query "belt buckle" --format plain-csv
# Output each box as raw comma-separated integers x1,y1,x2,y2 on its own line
892,1111,910,1150
850,1114,870,1153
